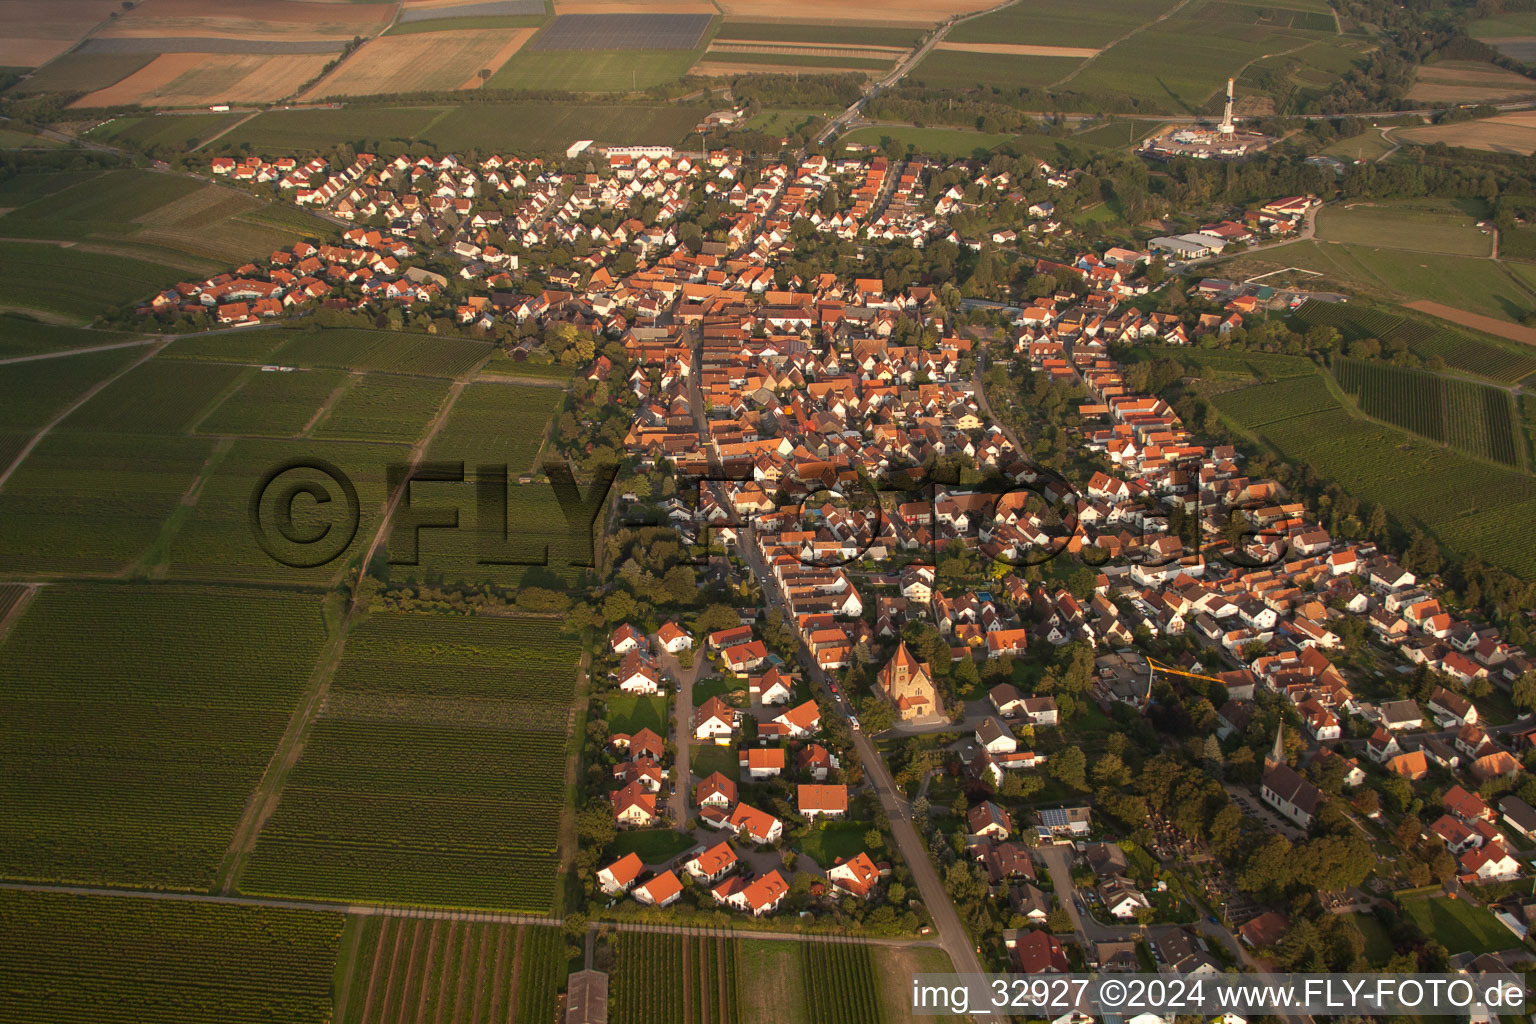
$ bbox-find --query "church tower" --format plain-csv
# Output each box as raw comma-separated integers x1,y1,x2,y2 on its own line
1265,722,1285,770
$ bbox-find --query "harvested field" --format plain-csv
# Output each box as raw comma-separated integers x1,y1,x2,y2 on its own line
93,0,393,41
529,13,714,50
303,29,533,98
1406,300,1536,347
707,41,909,59
1408,60,1536,104
694,60,876,76
75,37,344,55
1396,112,1536,156
716,0,996,25
399,0,545,19
0,0,122,67
74,52,333,107
934,41,1100,57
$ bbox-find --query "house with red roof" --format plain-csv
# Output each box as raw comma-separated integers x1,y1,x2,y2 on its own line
772,699,821,738
635,870,684,907
723,870,788,916
695,697,738,743
726,803,782,844
739,746,786,780
1013,930,1068,973
656,621,693,653
611,781,657,827
597,852,643,895
827,852,881,898
798,784,848,820
684,841,738,883
696,771,737,809
721,640,768,674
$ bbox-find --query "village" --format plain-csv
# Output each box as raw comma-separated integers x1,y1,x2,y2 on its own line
143,138,1536,983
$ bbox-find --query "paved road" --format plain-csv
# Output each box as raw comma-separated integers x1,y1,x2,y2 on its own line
658,640,704,825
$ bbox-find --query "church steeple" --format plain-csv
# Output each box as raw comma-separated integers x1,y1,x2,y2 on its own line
1266,722,1285,769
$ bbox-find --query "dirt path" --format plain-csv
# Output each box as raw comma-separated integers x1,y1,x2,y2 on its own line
412,919,442,1024
0,337,160,366
1051,0,1195,88
0,338,170,492
0,583,40,646
301,371,359,437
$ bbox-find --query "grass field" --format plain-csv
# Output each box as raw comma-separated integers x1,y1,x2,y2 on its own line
241,613,579,911
1223,241,1536,324
606,694,667,734
1315,200,1494,257
0,584,331,889
218,100,707,154
839,124,1018,157
1319,129,1395,162
0,242,185,322
486,48,700,91
1400,896,1511,954
909,49,1085,90
0,889,344,1024
610,827,696,862
338,917,563,1024
796,820,868,869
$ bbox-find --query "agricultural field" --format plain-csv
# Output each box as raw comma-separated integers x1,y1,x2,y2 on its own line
87,111,245,150
946,0,1175,49
338,916,564,1024
486,48,702,92
216,100,708,154
1395,112,1536,157
530,12,715,50
1333,357,1524,468
800,940,885,1024
1291,300,1536,383
1224,241,1536,325
7,53,155,95
838,125,1018,158
0,313,147,359
270,327,494,377
0,584,331,888
1212,374,1536,580
161,437,405,584
1315,200,1494,258
302,27,536,99
0,0,123,67
59,357,243,435
74,52,334,108
240,614,579,910
0,241,186,322
610,931,741,1024
714,0,994,25
89,0,394,45
0,345,143,444
909,50,1086,91
195,367,350,437
0,170,327,273
1070,119,1165,150
160,327,294,364
410,380,579,584
1407,60,1536,105
0,889,344,1024
737,939,961,1024
1318,129,1396,163
714,22,923,47
313,373,455,444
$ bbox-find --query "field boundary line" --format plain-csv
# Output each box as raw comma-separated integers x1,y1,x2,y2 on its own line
0,337,170,492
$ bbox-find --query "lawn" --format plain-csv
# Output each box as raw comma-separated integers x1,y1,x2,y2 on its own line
1400,896,1511,955
485,50,700,92
1222,241,1536,323
692,675,745,706
1316,200,1494,257
795,820,869,869
610,828,696,863
1347,912,1396,965
606,694,668,735
692,742,738,782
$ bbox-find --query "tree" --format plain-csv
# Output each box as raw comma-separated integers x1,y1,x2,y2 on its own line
859,695,896,734
1050,746,1088,791
1513,671,1536,713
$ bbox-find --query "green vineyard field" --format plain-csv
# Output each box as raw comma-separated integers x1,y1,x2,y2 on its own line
0,585,331,889
313,373,454,444
1333,357,1523,467
1293,300,1536,383
196,367,349,437
0,889,342,1024
801,940,886,1024
240,613,579,911
611,931,742,1024
271,328,494,378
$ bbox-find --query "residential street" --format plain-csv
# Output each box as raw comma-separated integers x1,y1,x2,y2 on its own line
657,642,702,826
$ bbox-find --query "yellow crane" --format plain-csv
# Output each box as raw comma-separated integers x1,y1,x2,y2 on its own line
1142,656,1228,703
